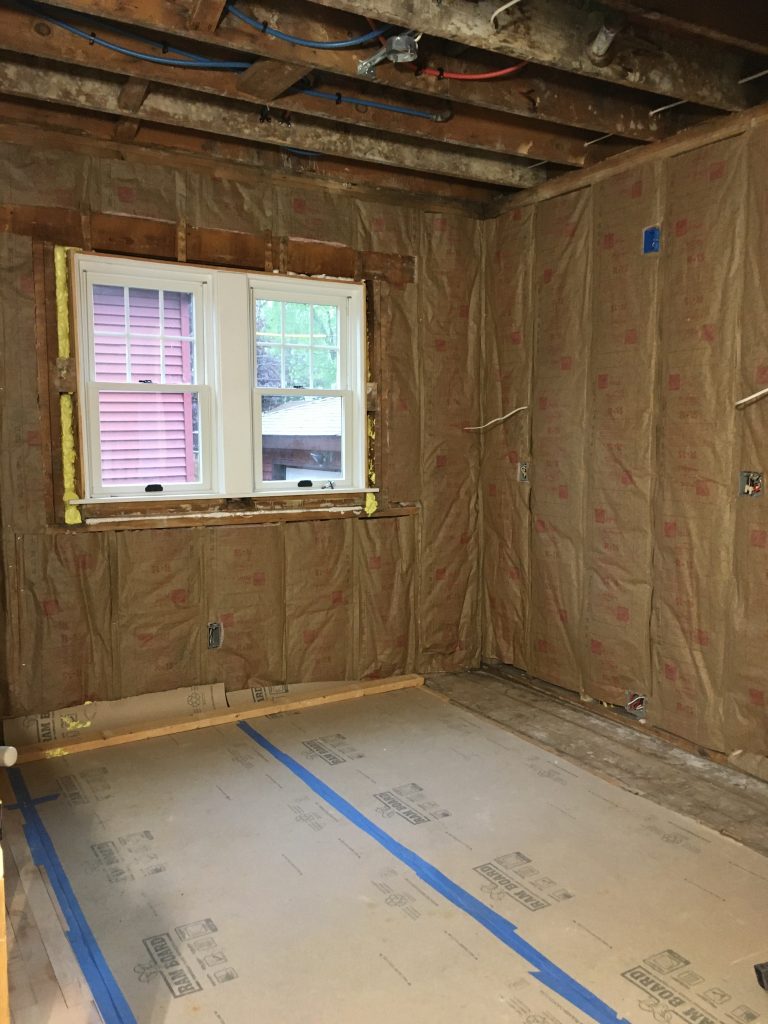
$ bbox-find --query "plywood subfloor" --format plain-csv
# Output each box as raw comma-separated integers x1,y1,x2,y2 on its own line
431,669,768,857
3,682,768,1024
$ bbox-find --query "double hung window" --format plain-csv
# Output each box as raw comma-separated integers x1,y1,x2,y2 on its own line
74,255,367,500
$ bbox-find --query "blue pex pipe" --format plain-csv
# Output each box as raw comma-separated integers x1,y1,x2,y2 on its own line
296,86,439,121
7,767,137,1024
238,721,632,1024
226,4,393,49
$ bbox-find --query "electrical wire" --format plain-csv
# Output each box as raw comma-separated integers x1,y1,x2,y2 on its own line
227,4,392,49
27,4,252,68
295,86,446,121
418,62,528,81
735,386,768,409
490,0,524,30
463,405,528,432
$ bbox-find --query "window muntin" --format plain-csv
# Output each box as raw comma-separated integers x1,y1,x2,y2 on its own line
75,256,366,501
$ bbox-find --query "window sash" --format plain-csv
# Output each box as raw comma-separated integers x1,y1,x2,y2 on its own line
253,388,354,492
85,383,214,497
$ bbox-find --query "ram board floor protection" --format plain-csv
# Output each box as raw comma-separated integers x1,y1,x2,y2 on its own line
6,687,768,1024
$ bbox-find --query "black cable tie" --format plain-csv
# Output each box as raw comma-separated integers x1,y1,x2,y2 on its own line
437,67,445,80
88,31,96,46
261,20,268,32
334,91,342,105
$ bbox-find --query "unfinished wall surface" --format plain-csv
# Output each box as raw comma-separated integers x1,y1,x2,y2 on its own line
484,128,768,760
0,141,481,716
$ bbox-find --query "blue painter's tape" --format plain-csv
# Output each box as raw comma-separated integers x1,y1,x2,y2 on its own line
4,792,60,811
238,721,631,1024
7,767,136,1024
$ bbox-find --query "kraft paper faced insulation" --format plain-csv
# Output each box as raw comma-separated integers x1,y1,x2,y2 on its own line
0,149,485,718
528,189,592,693
726,123,768,758
482,127,768,760
649,136,745,752
481,208,534,669
582,163,661,706
417,212,482,672
0,131,767,763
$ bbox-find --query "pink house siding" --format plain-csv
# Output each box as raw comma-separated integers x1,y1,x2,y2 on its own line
92,285,197,486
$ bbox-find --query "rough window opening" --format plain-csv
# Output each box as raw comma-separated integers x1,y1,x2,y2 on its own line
74,254,367,501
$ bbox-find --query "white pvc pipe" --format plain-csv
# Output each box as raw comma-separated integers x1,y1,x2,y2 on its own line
0,745,18,767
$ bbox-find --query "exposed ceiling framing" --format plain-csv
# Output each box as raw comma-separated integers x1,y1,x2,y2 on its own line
0,0,765,203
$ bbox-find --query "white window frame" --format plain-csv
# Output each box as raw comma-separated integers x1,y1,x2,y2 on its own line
73,254,368,502
250,274,366,494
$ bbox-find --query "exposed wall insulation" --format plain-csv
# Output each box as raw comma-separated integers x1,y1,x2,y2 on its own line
728,125,768,757
650,137,745,751
583,164,661,706
418,212,482,673
482,208,533,668
528,190,591,693
484,125,768,759
0,143,481,716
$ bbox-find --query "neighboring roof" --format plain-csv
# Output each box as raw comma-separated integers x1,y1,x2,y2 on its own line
261,397,341,437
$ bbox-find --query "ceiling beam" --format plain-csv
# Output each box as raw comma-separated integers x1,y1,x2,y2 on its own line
117,77,150,113
0,95,495,205
0,7,621,167
189,0,228,34
305,0,750,109
0,59,545,188
236,58,308,99
113,116,141,140
598,0,768,57
27,0,683,139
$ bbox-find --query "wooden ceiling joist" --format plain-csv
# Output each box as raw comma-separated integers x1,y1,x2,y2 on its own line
598,0,768,58
0,6,623,168
117,77,150,113
23,0,686,140
189,0,228,34
235,58,308,100
0,58,546,188
0,95,496,206
306,0,751,110
0,0,763,198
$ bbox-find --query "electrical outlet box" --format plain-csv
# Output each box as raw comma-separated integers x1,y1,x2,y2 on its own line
739,471,763,497
642,225,661,254
518,461,530,484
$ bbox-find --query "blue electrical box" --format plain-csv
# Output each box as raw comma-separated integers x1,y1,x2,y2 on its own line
643,225,661,254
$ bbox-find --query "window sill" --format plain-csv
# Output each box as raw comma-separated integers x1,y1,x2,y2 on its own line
70,488,379,505
64,490,412,532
